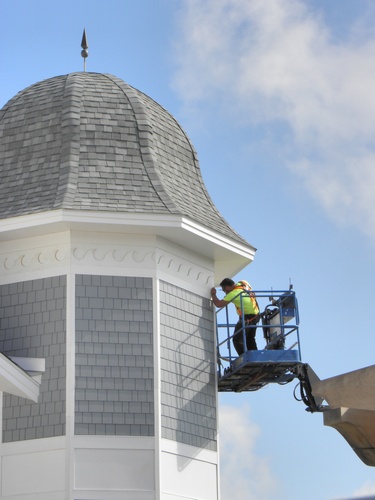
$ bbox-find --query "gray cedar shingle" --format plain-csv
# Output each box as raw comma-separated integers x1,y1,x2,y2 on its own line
0,72,248,245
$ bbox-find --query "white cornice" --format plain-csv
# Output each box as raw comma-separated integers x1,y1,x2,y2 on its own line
0,210,256,281
0,210,255,255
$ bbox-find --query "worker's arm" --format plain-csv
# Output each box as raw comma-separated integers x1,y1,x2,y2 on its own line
210,288,228,308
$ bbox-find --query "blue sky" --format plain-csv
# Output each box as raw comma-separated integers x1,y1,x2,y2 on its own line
2,1,375,499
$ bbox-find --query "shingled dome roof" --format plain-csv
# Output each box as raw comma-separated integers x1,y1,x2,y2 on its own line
0,72,248,246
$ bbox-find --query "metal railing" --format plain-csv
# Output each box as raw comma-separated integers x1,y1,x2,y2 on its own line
216,289,301,378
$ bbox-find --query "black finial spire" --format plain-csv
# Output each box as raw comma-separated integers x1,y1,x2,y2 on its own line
81,29,89,72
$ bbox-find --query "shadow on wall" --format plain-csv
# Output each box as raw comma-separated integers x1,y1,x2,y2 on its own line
159,281,217,470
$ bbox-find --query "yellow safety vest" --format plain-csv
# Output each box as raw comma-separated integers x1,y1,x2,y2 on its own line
225,281,259,316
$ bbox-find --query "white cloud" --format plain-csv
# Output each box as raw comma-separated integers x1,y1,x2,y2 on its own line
173,0,375,242
351,479,375,498
219,403,277,499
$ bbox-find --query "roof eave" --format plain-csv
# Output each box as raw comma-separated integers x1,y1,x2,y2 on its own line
0,209,256,281
0,354,43,402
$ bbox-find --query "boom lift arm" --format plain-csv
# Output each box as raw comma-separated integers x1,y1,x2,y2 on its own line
215,288,323,412
215,287,375,466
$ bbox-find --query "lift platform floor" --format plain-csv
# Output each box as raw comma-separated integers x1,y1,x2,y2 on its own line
218,349,302,392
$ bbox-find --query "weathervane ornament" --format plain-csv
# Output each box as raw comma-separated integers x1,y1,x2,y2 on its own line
81,29,88,72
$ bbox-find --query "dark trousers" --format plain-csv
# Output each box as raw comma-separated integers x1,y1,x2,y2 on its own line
233,314,260,355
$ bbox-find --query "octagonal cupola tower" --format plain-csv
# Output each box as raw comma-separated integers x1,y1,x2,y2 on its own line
0,73,255,500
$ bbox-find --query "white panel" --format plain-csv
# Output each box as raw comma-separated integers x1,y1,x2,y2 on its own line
161,451,218,500
74,490,155,500
161,439,218,464
75,448,155,491
1,449,65,497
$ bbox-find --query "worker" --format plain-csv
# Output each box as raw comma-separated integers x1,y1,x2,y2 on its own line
210,278,260,355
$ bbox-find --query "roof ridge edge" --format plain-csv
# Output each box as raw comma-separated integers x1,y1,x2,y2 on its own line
103,74,179,214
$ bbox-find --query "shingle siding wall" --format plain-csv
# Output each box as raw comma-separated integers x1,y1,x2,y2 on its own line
0,276,66,442
160,281,217,451
0,274,215,446
75,275,154,436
